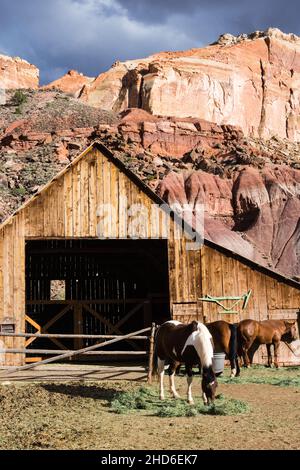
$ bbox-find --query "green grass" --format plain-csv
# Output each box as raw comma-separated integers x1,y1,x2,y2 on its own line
110,386,250,418
218,365,300,387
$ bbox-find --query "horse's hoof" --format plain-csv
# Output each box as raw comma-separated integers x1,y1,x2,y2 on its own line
172,394,181,399
188,400,195,406
160,396,165,401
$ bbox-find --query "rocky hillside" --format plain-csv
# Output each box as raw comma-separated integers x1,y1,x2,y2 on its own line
1,29,300,279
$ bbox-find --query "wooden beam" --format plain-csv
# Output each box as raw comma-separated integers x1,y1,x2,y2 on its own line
1,349,148,356
26,299,146,305
114,301,145,330
41,304,73,332
0,332,148,340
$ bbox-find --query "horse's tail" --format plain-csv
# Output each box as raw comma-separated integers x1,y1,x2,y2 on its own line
229,323,240,377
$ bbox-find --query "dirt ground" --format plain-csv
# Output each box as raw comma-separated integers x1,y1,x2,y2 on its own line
0,366,299,450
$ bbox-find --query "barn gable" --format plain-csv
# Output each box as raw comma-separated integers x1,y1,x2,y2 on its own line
0,141,299,366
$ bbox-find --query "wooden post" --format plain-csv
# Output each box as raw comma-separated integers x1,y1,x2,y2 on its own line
147,323,156,384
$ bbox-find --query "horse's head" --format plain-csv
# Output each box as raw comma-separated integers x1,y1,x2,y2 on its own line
284,320,298,342
201,366,218,405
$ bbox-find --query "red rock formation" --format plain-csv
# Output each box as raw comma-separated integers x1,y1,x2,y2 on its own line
43,70,94,97
157,164,300,277
79,28,300,141
116,108,239,157
0,54,39,90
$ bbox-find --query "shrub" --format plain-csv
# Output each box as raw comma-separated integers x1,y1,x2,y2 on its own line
12,90,27,106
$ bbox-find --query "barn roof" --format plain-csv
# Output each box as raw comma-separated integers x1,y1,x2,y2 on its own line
1,140,300,290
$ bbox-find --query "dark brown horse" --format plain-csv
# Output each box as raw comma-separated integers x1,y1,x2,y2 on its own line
154,320,218,405
238,319,298,368
206,320,240,377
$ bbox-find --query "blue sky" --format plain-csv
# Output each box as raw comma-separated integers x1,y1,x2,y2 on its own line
0,0,299,84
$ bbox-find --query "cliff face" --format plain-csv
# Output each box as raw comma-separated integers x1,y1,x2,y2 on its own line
0,54,39,90
44,70,94,97
79,29,300,141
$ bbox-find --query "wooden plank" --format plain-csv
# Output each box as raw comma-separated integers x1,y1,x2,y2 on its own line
110,161,119,238
265,276,277,310
257,273,268,320
73,160,81,237
2,349,148,356
56,177,64,237
126,178,133,238
63,167,73,237
200,246,211,323
42,189,51,237
102,158,111,237
118,171,127,238
3,223,14,366
96,152,105,238
13,214,25,365
81,158,90,237
88,153,97,237
48,182,58,237
1,332,148,340
236,261,249,321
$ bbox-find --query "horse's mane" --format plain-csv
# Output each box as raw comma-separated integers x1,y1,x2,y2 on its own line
195,322,214,368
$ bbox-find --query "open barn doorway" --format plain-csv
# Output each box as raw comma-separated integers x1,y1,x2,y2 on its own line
25,239,170,362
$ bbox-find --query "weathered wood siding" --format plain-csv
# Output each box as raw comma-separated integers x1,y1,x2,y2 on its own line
0,148,201,365
0,145,299,366
200,246,300,364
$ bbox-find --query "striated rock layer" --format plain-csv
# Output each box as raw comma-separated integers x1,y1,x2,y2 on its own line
157,166,300,278
0,54,39,90
79,28,300,141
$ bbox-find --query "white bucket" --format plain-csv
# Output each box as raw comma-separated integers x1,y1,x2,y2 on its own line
213,352,225,374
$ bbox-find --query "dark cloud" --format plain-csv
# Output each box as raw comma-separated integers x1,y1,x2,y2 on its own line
0,0,299,84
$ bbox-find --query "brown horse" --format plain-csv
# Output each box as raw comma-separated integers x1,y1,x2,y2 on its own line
206,320,240,377
238,319,298,368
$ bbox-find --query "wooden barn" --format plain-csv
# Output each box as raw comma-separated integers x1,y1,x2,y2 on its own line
0,142,299,367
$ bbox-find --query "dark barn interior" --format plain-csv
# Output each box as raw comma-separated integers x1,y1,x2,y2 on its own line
25,239,170,361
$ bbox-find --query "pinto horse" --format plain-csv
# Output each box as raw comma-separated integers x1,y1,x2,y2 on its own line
238,319,298,368
154,320,218,405
206,320,240,377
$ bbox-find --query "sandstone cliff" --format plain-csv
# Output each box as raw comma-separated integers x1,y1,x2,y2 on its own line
44,70,94,97
0,54,39,90
79,28,300,142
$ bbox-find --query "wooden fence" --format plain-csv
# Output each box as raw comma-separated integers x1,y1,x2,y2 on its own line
0,324,157,383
